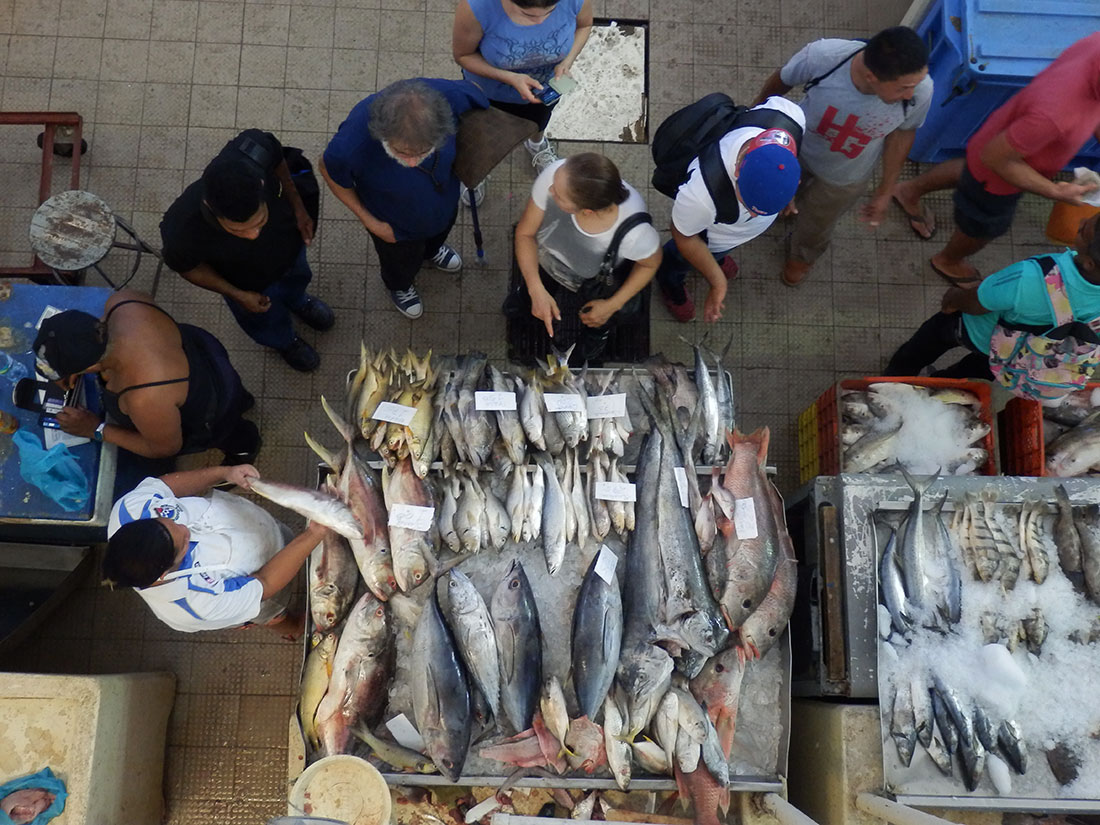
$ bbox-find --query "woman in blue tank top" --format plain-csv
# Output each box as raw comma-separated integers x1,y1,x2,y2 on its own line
453,0,592,174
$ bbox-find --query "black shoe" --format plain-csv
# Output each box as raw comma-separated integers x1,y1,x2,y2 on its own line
278,336,320,372
220,419,262,470
292,295,335,331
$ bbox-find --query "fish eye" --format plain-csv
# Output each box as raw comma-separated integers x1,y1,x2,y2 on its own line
768,628,777,637
715,663,725,672
415,571,425,582
375,607,385,617
509,579,519,589
741,598,752,609
443,758,453,769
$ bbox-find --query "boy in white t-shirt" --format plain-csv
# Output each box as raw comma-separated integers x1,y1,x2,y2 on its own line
105,464,324,637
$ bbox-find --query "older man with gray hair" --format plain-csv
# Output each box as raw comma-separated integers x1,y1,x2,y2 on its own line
321,78,490,318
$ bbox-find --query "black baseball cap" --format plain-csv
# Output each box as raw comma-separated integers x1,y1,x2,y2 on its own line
33,310,107,380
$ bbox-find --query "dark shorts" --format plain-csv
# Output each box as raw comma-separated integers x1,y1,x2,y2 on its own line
489,99,554,132
953,164,1023,240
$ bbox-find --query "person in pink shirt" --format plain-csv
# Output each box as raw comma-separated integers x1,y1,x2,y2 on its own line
893,31,1100,284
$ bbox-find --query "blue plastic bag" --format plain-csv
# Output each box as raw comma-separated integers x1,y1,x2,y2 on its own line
0,766,67,825
12,430,89,512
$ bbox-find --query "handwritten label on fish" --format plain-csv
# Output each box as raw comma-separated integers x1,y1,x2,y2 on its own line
386,713,426,751
475,390,517,411
372,401,417,426
388,503,435,531
543,392,586,414
674,467,689,508
586,393,626,419
595,481,636,502
595,544,618,584
733,497,758,540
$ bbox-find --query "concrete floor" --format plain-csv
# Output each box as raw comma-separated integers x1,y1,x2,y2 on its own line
0,0,1063,820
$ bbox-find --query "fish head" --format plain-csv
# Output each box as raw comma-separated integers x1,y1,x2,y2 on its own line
492,559,530,619
404,558,430,590
446,569,480,613
691,649,745,720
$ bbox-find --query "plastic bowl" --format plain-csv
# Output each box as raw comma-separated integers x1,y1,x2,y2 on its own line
287,755,392,825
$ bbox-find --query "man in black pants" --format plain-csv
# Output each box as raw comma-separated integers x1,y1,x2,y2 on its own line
161,129,333,373
885,213,1100,378
320,78,490,319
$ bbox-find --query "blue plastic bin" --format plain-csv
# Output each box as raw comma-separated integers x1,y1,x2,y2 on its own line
911,0,1100,165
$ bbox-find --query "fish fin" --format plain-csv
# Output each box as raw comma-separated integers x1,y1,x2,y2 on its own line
321,394,355,445
304,431,342,472
899,463,938,496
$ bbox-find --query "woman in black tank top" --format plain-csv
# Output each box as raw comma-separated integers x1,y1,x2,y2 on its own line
34,290,254,460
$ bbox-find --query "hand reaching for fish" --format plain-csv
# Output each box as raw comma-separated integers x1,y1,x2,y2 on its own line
223,463,259,490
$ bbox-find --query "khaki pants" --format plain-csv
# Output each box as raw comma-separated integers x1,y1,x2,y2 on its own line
788,171,870,265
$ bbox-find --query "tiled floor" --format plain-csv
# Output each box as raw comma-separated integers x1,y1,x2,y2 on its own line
0,0,1065,821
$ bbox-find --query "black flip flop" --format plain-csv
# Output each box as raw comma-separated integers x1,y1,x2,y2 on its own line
892,195,937,240
931,259,981,287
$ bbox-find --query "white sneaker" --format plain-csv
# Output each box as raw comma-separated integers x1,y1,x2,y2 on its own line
526,136,559,173
459,180,485,208
390,286,423,319
429,244,462,273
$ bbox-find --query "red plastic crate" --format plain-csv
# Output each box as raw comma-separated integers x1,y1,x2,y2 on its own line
798,377,998,481
1000,383,1100,476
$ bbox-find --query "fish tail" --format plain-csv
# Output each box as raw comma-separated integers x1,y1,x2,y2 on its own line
899,464,937,497
730,426,771,466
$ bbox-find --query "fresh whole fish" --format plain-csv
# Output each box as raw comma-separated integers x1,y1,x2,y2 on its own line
308,529,359,631
897,467,936,610
455,472,483,553
699,712,730,790
528,463,545,542
540,676,571,757
1054,485,1083,574
536,453,568,576
890,681,917,767
352,726,436,773
603,696,632,790
713,336,735,437
518,374,547,451
929,493,962,623
931,688,958,754
249,479,363,540
690,646,746,756
342,456,399,603
877,519,913,635
911,677,933,748
438,475,461,552
411,580,472,781
480,476,511,550
588,450,611,541
653,690,680,769
631,738,669,775
571,549,623,720
739,520,798,661
998,720,1028,775
570,449,590,548
491,365,527,467
1046,411,1100,476
445,569,501,723
300,631,338,751
507,465,527,543
688,339,721,465
492,560,543,734
844,425,901,473
382,457,435,590
675,726,701,773
315,592,394,757
1020,499,1049,583
1076,504,1100,603
973,705,998,752
458,353,495,468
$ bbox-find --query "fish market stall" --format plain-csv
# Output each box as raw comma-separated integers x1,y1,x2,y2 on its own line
788,471,1100,810
282,346,796,820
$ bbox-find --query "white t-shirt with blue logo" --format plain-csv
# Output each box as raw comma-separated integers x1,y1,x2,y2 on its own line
108,478,285,632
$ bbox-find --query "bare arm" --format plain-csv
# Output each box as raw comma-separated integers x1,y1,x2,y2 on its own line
554,0,594,77
752,68,792,106
453,0,541,102
274,158,314,245
671,223,727,322
861,129,916,226
158,464,259,497
318,155,396,243
941,286,988,315
254,522,327,599
514,197,560,336
981,131,1096,205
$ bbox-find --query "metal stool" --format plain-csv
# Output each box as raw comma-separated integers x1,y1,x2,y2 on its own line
28,190,165,293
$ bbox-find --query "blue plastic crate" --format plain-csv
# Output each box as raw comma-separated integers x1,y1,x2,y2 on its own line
911,0,1100,165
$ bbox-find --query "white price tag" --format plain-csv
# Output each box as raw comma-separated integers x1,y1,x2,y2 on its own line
733,497,758,540
35,305,63,329
586,393,627,419
595,481,637,502
372,401,417,426
674,467,689,508
475,390,517,411
544,392,585,414
386,713,426,751
594,544,618,584
465,797,502,824
389,503,435,531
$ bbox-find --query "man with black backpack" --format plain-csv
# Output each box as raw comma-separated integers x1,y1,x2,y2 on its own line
650,95,805,322
160,129,332,372
753,27,933,286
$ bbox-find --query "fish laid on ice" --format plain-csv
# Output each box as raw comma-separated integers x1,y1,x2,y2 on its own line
571,549,623,720
411,580,472,781
1054,485,1083,574
843,426,901,474
445,569,501,724
1047,410,1100,476
889,681,917,767
492,560,543,734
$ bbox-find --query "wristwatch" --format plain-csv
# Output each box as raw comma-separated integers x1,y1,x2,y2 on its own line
92,422,105,442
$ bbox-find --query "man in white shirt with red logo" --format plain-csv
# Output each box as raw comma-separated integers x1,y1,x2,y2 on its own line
106,465,323,637
754,26,933,285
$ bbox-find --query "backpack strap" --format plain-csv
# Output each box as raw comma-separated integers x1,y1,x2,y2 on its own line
234,132,280,171
597,212,653,286
1035,254,1075,327
803,45,864,95
700,141,741,225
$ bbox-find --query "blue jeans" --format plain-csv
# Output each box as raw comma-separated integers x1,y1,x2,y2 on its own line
654,238,733,302
225,248,312,350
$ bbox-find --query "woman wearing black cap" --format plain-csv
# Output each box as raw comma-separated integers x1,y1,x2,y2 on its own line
34,288,258,461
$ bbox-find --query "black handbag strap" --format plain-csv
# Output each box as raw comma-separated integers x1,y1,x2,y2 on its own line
596,212,653,286
236,133,279,170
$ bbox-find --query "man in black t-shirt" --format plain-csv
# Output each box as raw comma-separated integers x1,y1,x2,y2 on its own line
160,129,334,372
